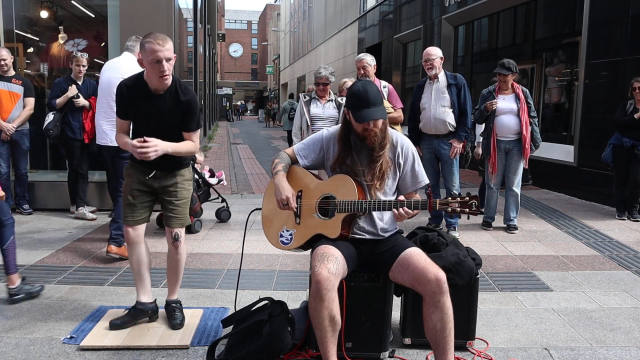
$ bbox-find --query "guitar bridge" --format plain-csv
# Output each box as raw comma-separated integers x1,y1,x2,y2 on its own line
294,190,302,225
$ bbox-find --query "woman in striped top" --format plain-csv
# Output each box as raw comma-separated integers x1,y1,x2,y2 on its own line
292,65,345,144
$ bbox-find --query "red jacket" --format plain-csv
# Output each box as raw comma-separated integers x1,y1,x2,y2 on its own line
82,96,97,143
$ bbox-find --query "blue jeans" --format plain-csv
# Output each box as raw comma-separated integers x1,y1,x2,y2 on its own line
419,135,460,229
99,145,130,247
483,139,524,225
0,129,30,207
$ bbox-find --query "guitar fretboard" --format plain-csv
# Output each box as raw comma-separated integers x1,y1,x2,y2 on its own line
331,199,434,213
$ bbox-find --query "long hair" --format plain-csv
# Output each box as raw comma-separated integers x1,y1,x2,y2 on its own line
331,112,391,197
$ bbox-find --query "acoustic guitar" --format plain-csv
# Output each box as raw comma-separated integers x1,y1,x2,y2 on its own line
262,166,483,251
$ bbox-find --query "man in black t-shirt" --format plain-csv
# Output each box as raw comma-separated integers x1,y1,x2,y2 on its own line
0,47,35,215
110,33,201,331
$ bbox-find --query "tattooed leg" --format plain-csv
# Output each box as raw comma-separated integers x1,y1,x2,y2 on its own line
308,246,348,360
166,227,187,299
171,229,182,249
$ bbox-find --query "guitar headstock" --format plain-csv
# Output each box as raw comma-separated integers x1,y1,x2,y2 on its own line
435,193,483,216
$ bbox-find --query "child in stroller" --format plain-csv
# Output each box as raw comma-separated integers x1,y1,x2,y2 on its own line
156,152,231,233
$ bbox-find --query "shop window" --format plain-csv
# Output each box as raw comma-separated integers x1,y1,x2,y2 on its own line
251,53,258,65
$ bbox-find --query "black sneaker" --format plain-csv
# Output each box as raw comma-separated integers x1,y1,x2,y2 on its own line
15,204,34,215
505,224,519,234
165,299,185,330
616,211,627,220
481,221,493,231
629,211,640,222
7,281,44,304
109,300,159,330
425,222,443,231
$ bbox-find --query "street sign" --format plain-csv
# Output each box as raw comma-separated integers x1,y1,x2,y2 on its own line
217,87,232,95
265,65,274,75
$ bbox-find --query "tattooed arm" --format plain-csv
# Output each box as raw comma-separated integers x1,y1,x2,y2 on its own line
271,148,298,211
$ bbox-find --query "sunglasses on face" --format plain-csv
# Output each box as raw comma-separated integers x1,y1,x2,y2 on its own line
632,86,640,92
314,82,330,87
73,51,88,58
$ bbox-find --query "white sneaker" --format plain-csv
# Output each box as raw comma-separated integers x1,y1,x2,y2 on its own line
74,207,97,221
70,205,97,214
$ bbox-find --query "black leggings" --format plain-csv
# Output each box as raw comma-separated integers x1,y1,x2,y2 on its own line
612,145,640,213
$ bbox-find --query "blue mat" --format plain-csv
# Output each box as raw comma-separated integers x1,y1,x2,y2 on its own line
63,306,229,347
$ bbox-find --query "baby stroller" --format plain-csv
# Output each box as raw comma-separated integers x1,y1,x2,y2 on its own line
156,163,231,234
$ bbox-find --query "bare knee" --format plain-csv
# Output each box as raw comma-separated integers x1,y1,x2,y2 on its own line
418,268,449,298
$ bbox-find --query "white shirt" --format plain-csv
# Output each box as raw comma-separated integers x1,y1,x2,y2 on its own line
494,94,521,140
95,52,142,146
419,70,456,135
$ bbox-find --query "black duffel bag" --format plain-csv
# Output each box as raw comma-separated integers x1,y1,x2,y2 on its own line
207,297,295,360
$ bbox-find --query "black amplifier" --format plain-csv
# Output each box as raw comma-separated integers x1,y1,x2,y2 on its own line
399,275,479,349
309,269,394,359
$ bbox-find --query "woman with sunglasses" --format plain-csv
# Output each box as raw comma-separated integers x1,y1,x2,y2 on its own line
47,51,98,220
291,65,345,144
611,77,640,221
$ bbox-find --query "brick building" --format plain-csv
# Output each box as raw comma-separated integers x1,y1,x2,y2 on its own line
218,9,263,112
258,3,280,106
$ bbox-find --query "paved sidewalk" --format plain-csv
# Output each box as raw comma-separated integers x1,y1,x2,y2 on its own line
2,116,640,359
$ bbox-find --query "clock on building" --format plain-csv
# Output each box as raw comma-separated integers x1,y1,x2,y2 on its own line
229,43,243,58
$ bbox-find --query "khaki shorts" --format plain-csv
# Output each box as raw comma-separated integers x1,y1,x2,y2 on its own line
122,161,193,228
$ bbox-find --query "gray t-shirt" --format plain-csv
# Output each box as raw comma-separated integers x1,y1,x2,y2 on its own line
294,125,429,239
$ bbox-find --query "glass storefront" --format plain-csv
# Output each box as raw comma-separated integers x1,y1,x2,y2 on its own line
1,0,212,173
2,0,111,170
452,0,584,154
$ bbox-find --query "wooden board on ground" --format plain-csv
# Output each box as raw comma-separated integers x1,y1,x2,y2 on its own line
79,309,203,349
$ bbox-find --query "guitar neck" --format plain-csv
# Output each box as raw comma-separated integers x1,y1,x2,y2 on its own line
335,199,434,213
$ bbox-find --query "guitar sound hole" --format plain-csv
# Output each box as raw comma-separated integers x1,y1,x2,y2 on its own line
317,195,337,220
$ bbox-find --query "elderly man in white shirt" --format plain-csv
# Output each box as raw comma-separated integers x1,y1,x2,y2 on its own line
95,35,143,260
407,46,473,240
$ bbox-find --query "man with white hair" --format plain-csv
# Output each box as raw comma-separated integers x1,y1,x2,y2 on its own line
355,53,404,131
408,46,472,239
95,35,143,260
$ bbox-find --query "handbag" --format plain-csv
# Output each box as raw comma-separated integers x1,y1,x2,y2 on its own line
43,110,64,140
206,297,295,360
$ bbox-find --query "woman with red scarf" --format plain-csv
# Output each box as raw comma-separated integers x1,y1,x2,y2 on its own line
473,59,542,234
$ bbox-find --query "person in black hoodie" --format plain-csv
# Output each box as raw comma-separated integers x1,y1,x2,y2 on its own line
612,77,640,221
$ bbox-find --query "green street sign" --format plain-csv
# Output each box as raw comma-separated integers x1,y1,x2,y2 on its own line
266,65,274,75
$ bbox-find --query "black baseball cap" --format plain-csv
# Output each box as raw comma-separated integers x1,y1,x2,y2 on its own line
344,79,387,123
494,58,519,75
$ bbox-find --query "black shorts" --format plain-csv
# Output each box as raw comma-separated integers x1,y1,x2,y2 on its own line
311,231,416,275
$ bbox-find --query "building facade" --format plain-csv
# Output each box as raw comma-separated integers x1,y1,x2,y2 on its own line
218,9,263,114
280,0,640,205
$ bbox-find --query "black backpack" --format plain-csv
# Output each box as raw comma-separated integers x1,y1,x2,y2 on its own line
207,297,295,360
287,103,297,121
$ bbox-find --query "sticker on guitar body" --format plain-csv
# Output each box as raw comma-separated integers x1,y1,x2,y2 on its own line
279,227,296,247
